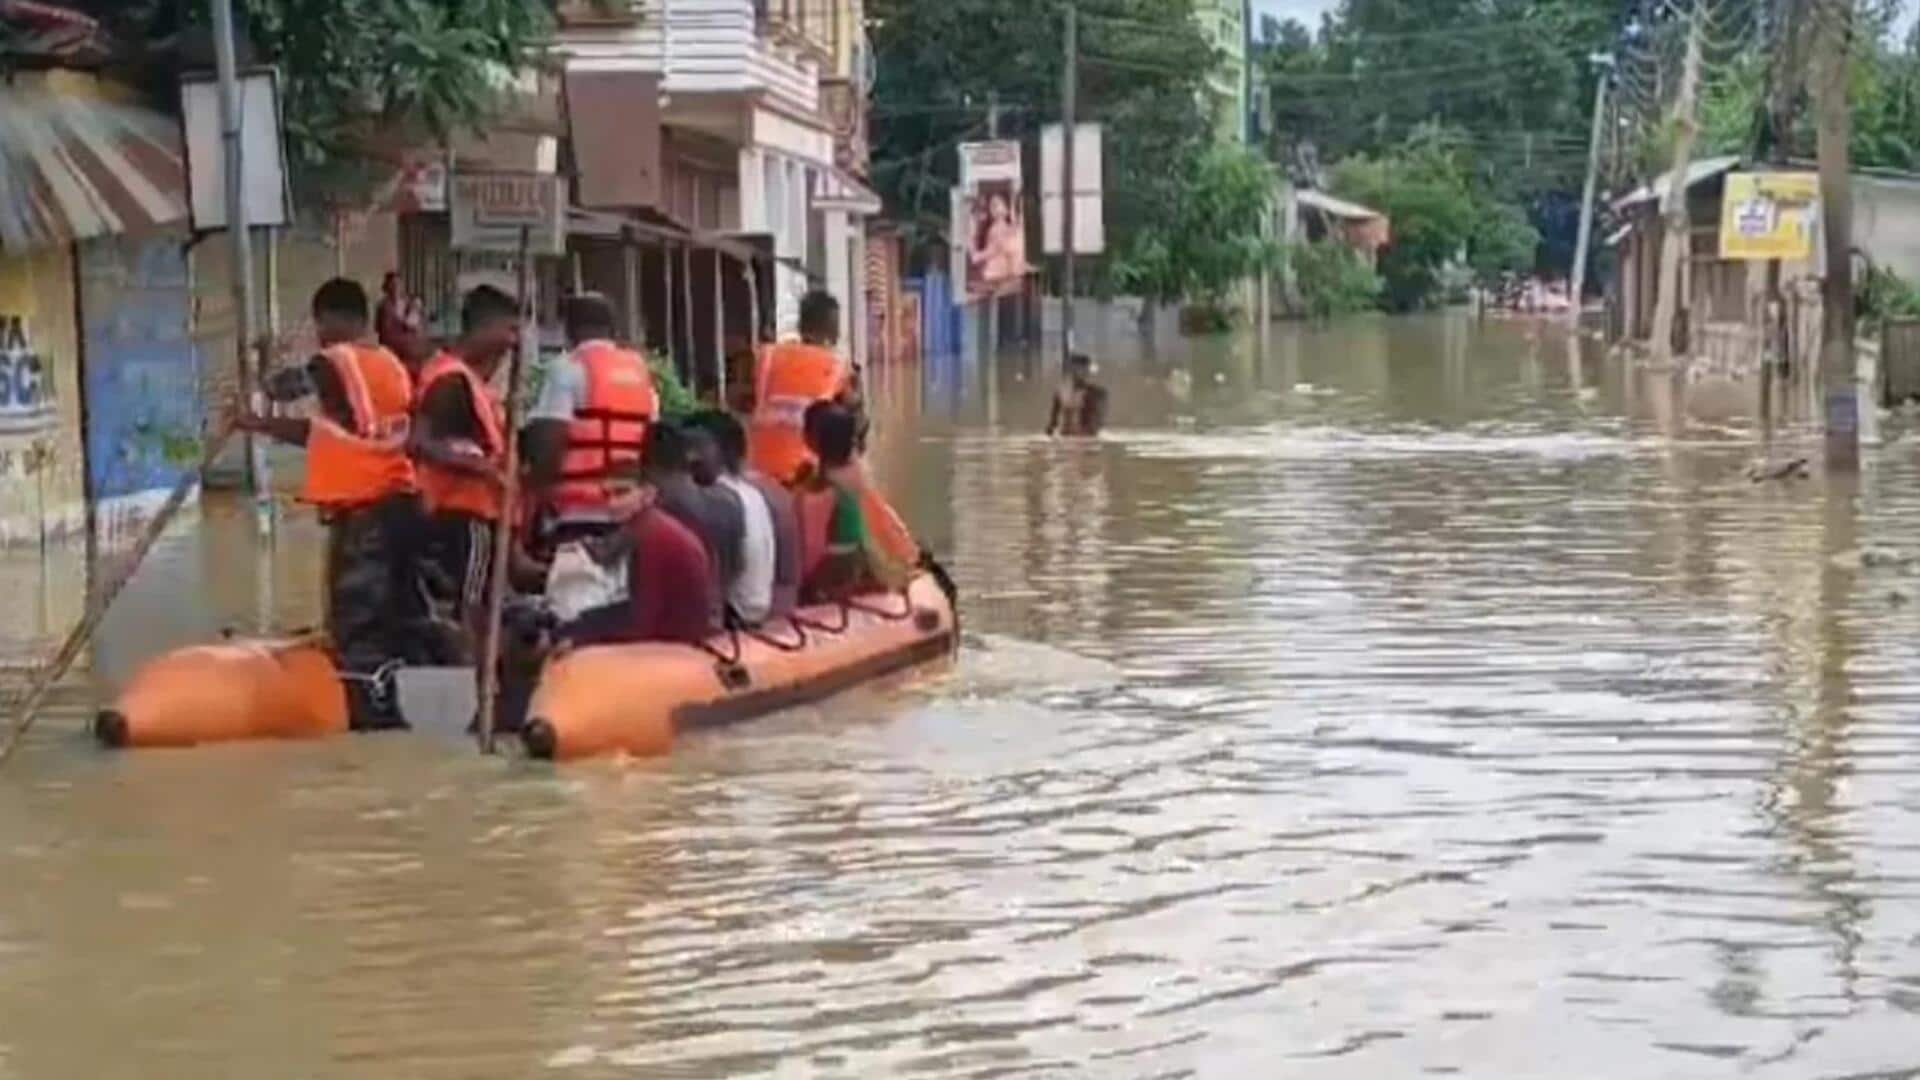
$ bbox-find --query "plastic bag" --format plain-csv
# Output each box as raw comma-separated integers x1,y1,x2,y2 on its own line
546,541,629,624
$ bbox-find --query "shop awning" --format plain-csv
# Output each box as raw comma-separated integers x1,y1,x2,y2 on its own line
813,168,883,216
569,203,813,273
0,88,189,252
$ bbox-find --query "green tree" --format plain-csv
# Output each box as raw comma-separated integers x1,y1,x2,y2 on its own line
1330,130,1537,309
1109,143,1281,326
868,0,1214,269
78,0,551,197
1289,241,1382,318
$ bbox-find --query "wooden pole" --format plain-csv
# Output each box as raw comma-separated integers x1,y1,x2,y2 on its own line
1648,0,1706,369
474,227,533,753
0,423,238,765
680,242,695,388
1060,2,1078,367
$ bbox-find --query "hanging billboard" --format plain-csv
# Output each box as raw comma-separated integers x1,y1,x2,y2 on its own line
956,140,1029,302
1041,123,1105,255
1720,171,1818,261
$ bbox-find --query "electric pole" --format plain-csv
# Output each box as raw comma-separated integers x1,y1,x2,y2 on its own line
985,92,1001,358
1813,0,1857,468
1061,1,1078,368
211,0,269,525
1648,0,1706,369
1569,52,1614,324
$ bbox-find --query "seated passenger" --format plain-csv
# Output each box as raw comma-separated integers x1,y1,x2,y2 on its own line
560,462,717,649
793,402,914,603
689,410,794,624
646,420,742,625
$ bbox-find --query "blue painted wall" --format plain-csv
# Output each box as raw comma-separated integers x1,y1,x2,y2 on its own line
79,235,200,504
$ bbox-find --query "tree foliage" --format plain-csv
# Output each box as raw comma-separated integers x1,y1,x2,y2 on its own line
868,0,1214,272
1109,143,1281,310
1330,130,1538,309
75,0,551,197
1289,241,1382,318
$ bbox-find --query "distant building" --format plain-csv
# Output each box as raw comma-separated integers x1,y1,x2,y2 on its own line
1192,0,1250,144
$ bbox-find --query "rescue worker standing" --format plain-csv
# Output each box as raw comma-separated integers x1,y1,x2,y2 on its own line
410,285,518,637
237,278,422,730
524,293,659,550
747,290,856,484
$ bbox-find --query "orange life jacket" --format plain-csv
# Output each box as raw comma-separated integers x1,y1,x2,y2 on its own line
552,340,658,515
747,341,849,485
413,350,505,520
301,343,417,509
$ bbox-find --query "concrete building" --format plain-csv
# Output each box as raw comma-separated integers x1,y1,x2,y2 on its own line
0,6,198,551
553,0,879,370
1193,0,1251,143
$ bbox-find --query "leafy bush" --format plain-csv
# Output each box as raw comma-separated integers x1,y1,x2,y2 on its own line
1289,242,1382,319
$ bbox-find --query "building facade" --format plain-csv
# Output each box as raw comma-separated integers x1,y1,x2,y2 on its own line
1193,0,1250,144
554,0,877,367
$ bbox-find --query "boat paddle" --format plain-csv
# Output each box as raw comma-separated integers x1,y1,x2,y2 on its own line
0,421,240,767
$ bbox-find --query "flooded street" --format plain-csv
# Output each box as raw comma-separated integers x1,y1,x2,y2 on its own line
8,311,1920,1076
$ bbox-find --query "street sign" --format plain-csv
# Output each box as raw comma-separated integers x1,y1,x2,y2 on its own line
450,171,566,255
1719,171,1818,261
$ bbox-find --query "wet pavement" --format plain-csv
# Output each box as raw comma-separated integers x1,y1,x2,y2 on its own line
5,312,1920,1076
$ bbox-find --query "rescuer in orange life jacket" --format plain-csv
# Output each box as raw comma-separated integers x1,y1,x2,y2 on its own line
236,278,427,730
522,293,660,555
409,285,518,643
747,289,860,485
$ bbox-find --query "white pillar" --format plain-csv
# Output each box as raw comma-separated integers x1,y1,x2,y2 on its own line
825,208,852,345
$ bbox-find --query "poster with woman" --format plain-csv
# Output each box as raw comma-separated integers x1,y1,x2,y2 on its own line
956,141,1029,302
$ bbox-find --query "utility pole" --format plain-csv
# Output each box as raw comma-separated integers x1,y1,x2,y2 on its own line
1813,0,1857,468
1648,0,1706,369
1759,0,1804,440
1569,51,1614,324
1061,1,1077,368
211,0,269,527
985,92,1001,359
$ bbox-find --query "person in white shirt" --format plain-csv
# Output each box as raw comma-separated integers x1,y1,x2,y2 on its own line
688,411,782,626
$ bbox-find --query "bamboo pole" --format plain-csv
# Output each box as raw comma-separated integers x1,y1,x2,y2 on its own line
0,423,239,765
474,227,533,753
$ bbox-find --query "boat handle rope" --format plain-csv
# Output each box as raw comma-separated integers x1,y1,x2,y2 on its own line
700,622,747,668
743,615,810,653
790,604,852,635
845,592,915,622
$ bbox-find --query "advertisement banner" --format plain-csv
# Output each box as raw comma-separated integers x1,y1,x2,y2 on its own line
1720,171,1818,261
956,141,1029,302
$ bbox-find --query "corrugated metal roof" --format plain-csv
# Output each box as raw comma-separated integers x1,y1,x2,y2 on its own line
1298,188,1383,221
1610,155,1741,212
0,89,188,252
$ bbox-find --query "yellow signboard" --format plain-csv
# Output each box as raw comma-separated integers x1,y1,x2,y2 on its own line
1719,171,1819,260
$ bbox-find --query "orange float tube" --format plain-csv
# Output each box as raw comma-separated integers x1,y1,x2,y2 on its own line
521,572,957,761
96,638,350,749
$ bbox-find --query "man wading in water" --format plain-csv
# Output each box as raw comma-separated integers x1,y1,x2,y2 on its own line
1047,352,1107,437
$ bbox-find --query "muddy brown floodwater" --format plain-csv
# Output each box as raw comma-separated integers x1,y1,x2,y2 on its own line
5,312,1920,1077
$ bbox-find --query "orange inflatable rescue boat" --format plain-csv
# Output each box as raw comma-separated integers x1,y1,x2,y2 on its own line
96,637,349,749
98,574,956,759
522,573,955,760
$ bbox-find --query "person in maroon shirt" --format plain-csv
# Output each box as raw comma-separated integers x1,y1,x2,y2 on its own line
561,421,717,647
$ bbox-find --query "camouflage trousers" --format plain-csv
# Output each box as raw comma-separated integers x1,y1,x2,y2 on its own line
325,494,431,730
